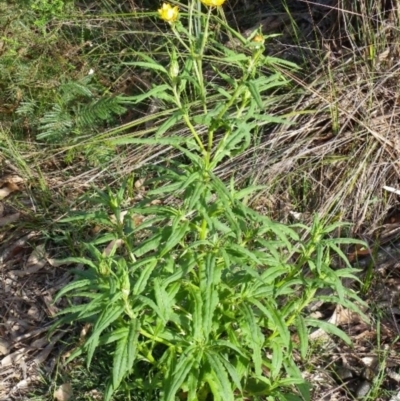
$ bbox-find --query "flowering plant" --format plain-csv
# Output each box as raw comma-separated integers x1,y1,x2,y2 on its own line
53,1,368,401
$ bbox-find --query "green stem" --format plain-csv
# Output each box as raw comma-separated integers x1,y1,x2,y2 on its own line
199,217,208,241
195,9,212,112
210,47,264,165
172,26,191,53
171,81,206,155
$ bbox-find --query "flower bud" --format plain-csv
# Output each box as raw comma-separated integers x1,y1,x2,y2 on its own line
169,58,179,79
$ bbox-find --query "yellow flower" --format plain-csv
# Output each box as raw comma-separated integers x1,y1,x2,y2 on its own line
200,0,226,7
253,34,264,44
158,3,179,23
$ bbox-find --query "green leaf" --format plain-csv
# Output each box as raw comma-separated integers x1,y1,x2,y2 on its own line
306,318,352,345
208,178,239,234
122,84,171,104
125,61,168,74
212,66,238,86
98,328,129,346
152,90,176,104
134,233,162,257
155,111,183,137
327,237,366,246
154,278,171,322
52,256,98,269
227,243,263,265
147,181,183,195
54,279,92,303
55,302,93,318
164,346,197,401
321,221,351,234
104,378,118,401
260,265,287,284
109,136,185,147
317,294,369,323
234,185,267,200
186,180,205,211
246,80,263,108
326,242,354,268
201,254,219,341
64,344,84,364
295,315,308,360
108,322,136,386
220,52,249,63
211,83,233,100
188,284,203,341
213,340,247,359
271,340,283,379
244,376,271,396
131,205,179,216
250,299,290,348
163,258,196,286
283,358,310,401
186,371,200,401
113,331,129,389
86,300,124,367
60,210,110,224
128,256,157,274
175,144,205,167
334,267,362,281
160,219,189,257
133,259,158,295
212,124,250,166
127,319,140,364
217,354,243,394
76,294,107,319
137,295,165,322
240,304,263,376
205,351,235,401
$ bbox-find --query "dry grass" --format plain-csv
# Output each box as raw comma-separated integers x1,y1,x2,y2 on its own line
214,0,400,233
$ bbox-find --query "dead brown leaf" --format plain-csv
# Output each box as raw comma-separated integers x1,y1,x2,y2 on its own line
0,187,11,201
309,304,367,341
0,348,27,367
54,383,73,401
0,174,24,187
103,239,123,256
26,243,47,267
10,244,48,276
0,212,20,227
0,175,24,200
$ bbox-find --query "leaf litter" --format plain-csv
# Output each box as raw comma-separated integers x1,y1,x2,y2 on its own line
0,173,73,400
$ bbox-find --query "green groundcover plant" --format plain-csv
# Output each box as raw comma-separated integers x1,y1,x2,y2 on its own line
53,1,368,400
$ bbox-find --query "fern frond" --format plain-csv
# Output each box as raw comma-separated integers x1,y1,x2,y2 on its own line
38,103,73,139
16,100,37,117
60,80,94,102
75,96,127,127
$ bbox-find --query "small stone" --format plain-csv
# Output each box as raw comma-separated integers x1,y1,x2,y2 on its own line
0,339,10,356
336,366,353,380
356,380,371,398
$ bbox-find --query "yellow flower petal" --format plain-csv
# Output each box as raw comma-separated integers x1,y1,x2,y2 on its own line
158,3,179,23
253,34,264,43
200,0,226,7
